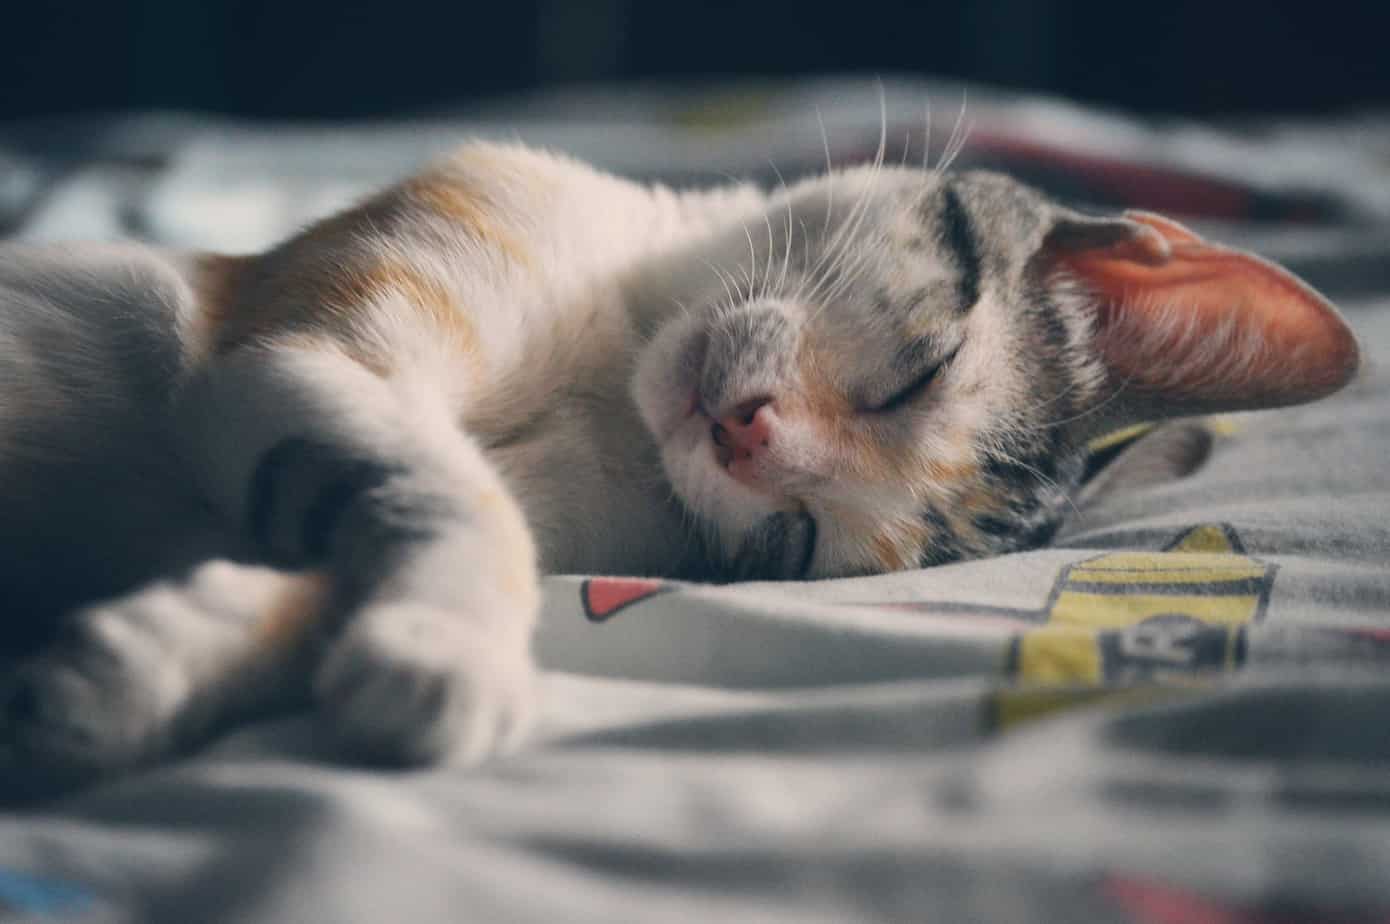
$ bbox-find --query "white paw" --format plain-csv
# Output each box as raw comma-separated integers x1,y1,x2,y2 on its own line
313,603,536,766
1,593,194,795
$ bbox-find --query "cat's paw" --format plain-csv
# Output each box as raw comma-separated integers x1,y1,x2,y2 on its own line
313,603,535,767
0,595,193,800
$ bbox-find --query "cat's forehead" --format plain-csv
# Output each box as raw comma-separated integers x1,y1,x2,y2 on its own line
804,166,1054,246
793,171,980,328
778,168,1065,402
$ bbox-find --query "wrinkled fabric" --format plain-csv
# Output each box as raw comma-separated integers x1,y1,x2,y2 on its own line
1,79,1388,923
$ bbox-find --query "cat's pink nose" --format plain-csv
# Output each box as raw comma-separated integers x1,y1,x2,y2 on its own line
711,398,774,469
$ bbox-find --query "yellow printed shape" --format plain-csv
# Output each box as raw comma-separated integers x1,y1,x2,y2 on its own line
1016,626,1102,684
1168,523,1238,554
1084,418,1236,457
1050,591,1262,630
1012,524,1273,686
1086,423,1156,454
1067,551,1264,586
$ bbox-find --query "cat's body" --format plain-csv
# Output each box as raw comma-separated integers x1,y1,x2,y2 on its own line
0,140,1359,795
1,144,737,614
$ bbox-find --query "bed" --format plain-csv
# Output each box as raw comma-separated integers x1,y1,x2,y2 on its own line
2,77,1388,923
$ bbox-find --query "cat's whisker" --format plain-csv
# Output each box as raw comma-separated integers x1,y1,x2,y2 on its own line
701,258,740,311
782,198,796,295
813,255,872,318
766,159,797,297
789,217,817,305
1010,371,1090,419
874,79,889,169
1021,372,1135,435
762,210,777,298
741,224,761,299
802,124,888,320
805,227,878,324
800,230,849,309
803,85,888,301
937,91,972,174
943,118,974,173
800,222,849,304
936,92,961,172
922,97,933,173
985,444,1082,522
803,187,857,298
811,211,886,315
815,106,835,232
762,194,794,302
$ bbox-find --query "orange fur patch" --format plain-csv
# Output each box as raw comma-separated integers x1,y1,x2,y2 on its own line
870,518,935,572
793,341,902,481
926,459,979,486
189,253,254,359
329,257,479,358
870,533,912,572
954,483,1003,518
254,573,331,654
944,482,1009,554
198,248,478,373
192,169,531,367
405,172,533,269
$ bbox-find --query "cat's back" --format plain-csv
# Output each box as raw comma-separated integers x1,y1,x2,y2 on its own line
192,142,679,384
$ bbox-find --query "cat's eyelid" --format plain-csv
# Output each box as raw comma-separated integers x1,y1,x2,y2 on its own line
868,343,962,413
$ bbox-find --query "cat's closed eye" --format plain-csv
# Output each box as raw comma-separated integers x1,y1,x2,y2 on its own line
866,343,962,413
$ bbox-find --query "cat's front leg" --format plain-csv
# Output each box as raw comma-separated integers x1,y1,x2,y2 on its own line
307,487,537,764
181,344,539,766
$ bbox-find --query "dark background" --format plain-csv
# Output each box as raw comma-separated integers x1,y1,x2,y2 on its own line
0,1,1385,121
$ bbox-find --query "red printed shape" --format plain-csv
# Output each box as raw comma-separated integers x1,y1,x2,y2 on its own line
1335,627,1390,644
1102,875,1390,924
581,578,672,622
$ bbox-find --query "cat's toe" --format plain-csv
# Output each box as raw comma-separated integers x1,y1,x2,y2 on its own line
0,610,191,800
1,662,162,801
313,604,535,767
0,667,100,801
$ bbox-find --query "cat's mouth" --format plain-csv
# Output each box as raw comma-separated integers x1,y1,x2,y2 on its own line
704,401,783,493
633,316,819,566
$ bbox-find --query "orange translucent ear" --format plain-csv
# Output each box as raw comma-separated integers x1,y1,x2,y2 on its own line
1044,210,1359,416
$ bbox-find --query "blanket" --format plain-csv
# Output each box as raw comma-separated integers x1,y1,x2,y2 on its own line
1,77,1388,923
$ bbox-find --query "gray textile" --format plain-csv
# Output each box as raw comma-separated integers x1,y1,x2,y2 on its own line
1,79,1388,923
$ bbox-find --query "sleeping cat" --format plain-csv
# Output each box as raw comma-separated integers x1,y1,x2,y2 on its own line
0,138,1359,795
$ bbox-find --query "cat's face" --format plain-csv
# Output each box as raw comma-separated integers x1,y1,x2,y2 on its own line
635,167,1095,579
633,166,1358,580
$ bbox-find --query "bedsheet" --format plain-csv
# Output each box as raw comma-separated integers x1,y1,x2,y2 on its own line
1,78,1388,923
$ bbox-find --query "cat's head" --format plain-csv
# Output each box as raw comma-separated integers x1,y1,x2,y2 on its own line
633,166,1359,580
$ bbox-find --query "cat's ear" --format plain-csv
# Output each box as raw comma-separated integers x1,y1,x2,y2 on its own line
1036,209,1359,425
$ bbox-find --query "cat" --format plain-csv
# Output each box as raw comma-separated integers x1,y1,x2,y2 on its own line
0,137,1359,797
